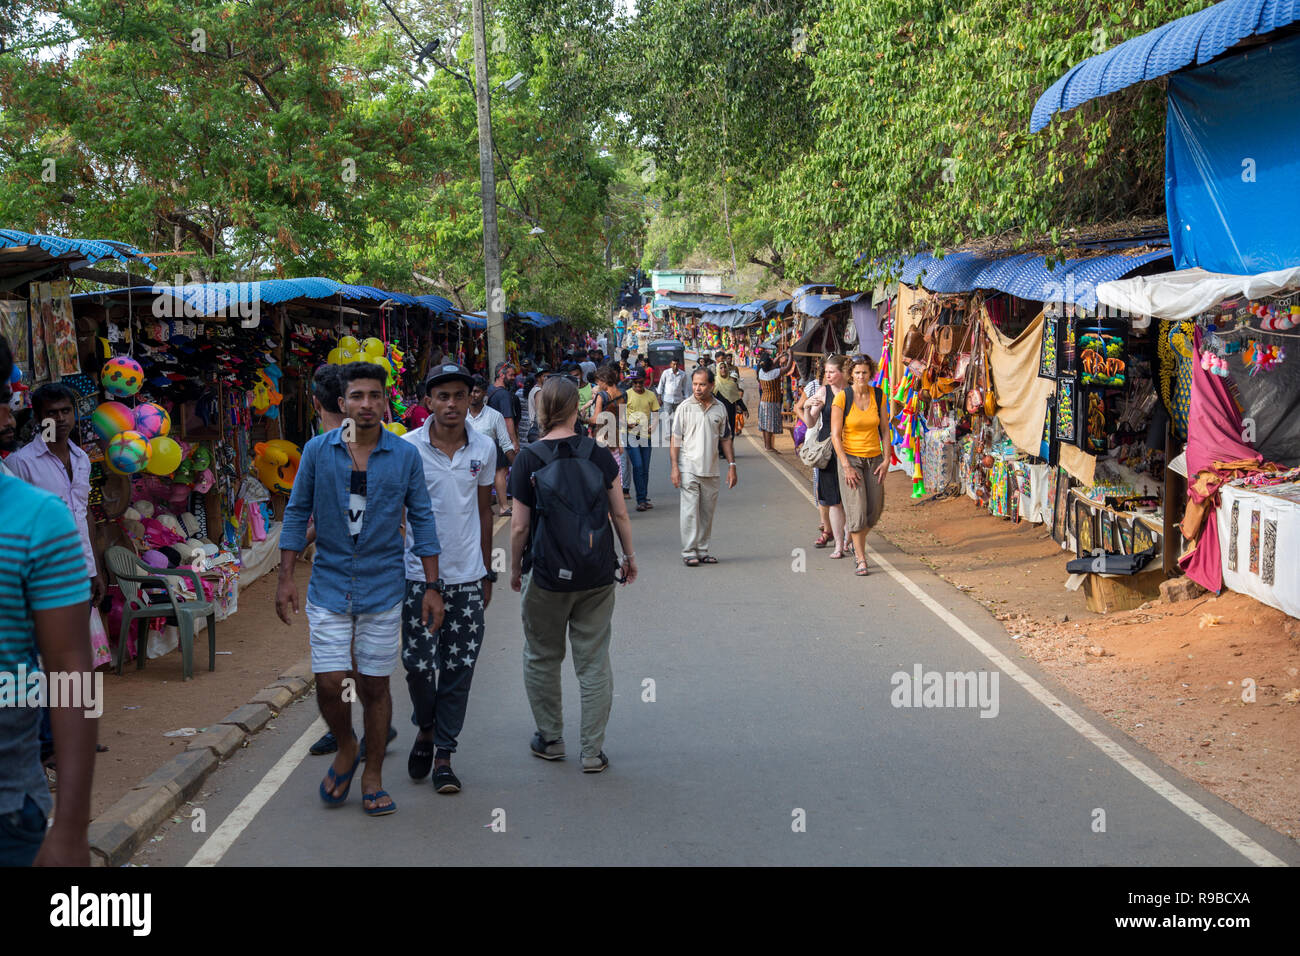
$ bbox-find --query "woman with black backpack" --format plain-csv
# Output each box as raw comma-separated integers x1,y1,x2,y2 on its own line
508,376,636,773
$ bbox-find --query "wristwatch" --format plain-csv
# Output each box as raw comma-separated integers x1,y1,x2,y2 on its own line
428,577,445,596
483,570,499,583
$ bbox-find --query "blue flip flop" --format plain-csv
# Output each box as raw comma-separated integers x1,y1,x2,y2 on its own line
320,750,361,807
362,790,397,816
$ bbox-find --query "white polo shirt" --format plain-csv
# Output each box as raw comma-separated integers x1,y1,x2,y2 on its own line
672,395,732,478
401,418,495,585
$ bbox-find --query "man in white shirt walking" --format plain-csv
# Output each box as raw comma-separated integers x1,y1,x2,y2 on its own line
467,376,516,515
670,367,737,567
656,358,688,445
401,364,496,794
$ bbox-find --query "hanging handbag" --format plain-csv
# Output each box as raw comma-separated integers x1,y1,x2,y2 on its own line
965,329,986,416
798,402,836,468
983,353,998,417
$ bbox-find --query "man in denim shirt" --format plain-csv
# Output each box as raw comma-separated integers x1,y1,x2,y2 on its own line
278,363,443,817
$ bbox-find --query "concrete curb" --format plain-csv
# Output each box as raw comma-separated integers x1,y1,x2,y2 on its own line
89,654,316,866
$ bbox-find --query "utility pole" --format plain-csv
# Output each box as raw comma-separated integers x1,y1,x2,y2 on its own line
471,0,505,373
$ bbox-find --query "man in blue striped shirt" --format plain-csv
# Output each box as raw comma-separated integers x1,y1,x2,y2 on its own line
0,334,96,866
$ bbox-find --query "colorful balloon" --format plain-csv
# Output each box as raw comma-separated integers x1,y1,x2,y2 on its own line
383,421,407,436
362,337,386,357
372,356,394,384
101,356,145,397
106,430,151,474
338,335,360,353
91,401,135,440
133,402,171,440
144,435,183,475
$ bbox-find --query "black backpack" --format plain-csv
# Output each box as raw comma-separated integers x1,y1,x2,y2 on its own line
526,437,616,591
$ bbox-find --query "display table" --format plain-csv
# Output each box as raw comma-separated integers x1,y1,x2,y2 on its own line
1216,481,1300,619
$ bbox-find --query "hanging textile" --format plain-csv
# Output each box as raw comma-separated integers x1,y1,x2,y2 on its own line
982,311,1056,457
1178,327,1271,593
1158,321,1195,441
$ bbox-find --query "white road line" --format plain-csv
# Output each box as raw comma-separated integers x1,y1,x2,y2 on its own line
750,431,1286,867
187,716,326,867
187,513,514,867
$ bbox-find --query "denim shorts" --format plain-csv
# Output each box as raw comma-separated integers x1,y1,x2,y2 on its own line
0,795,48,867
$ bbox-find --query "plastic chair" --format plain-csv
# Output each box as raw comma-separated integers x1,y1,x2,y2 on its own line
104,546,217,680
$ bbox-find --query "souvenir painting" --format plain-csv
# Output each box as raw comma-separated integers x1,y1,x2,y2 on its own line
46,280,81,377
1084,389,1108,455
1075,499,1098,558
1132,520,1156,555
1052,469,1070,544
0,300,28,378
27,282,53,383
1060,313,1078,377
1227,500,1240,571
1056,378,1078,445
1038,312,1059,379
1079,325,1126,387
1099,510,1118,553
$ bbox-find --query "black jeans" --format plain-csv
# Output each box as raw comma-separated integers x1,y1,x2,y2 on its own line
401,580,485,754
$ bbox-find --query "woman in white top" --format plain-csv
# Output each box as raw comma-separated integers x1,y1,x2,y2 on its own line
800,355,850,558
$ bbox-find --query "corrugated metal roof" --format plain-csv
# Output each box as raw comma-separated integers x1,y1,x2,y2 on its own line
0,229,155,270
1031,0,1300,132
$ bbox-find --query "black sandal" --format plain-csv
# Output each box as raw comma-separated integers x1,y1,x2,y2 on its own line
698,555,718,564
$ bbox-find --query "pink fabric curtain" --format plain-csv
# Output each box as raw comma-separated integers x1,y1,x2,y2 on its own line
1178,327,1263,592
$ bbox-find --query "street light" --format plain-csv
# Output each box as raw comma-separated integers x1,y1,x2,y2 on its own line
499,72,526,95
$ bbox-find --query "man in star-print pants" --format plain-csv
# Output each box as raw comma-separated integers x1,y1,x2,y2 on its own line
400,578,485,773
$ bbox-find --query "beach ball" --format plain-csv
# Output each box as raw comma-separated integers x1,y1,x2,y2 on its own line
383,421,407,436
101,356,144,397
133,402,171,440
338,335,360,353
106,430,151,474
145,436,183,475
362,337,385,357
91,401,135,440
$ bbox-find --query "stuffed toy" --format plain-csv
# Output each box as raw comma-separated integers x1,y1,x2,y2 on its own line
253,439,302,495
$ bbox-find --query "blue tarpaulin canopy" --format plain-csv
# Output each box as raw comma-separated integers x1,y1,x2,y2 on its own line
73,278,459,319
898,247,1173,309
0,229,154,270
1030,0,1300,133
1166,30,1300,272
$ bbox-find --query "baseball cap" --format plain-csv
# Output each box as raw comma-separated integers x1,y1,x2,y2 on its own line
629,368,645,381
424,363,475,392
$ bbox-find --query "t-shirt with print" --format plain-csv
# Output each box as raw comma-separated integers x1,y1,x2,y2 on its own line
347,470,366,541
0,475,91,817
